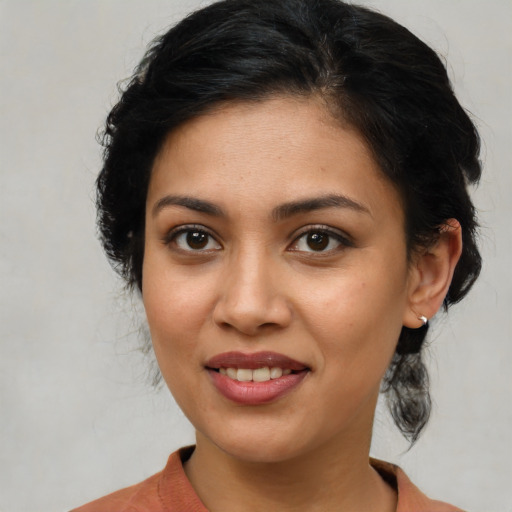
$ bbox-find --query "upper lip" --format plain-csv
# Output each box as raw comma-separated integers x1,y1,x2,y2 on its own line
205,351,309,371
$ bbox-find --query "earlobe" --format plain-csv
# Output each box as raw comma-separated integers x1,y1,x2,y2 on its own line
403,219,463,328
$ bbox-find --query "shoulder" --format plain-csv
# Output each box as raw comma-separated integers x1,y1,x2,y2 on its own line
371,458,465,512
70,447,205,512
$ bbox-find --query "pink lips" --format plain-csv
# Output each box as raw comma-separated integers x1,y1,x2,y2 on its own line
205,351,309,405
206,351,307,370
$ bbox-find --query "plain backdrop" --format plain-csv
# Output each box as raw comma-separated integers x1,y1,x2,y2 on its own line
1,1,511,511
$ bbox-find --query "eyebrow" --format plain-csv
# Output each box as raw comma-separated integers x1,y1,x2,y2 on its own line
152,195,224,218
271,194,371,221
152,193,370,220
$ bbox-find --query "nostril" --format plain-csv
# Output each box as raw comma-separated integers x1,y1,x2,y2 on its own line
212,282,293,335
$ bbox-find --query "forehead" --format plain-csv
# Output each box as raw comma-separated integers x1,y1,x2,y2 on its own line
148,96,403,222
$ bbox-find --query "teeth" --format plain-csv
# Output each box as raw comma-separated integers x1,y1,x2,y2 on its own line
236,368,253,382
253,367,270,382
219,366,294,382
269,367,283,379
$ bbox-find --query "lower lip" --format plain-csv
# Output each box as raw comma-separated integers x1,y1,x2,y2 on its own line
208,369,308,405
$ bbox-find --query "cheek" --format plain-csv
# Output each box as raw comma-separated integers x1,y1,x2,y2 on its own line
302,269,407,333
298,262,407,372
142,269,209,404
143,255,216,337
142,259,225,398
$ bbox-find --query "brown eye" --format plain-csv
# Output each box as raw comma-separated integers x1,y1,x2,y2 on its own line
171,227,221,252
187,230,209,249
290,227,351,254
306,232,329,251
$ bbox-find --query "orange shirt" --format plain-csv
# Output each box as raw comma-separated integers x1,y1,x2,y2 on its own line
71,446,463,512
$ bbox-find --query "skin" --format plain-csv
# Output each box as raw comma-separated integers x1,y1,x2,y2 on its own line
142,96,462,511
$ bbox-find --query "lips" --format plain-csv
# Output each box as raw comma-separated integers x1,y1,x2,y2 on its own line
205,351,310,405
206,351,308,370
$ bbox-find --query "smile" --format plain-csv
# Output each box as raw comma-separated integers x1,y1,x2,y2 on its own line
205,351,310,405
218,367,292,382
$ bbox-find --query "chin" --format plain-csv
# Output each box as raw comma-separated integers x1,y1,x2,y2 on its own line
219,439,303,464
197,417,319,464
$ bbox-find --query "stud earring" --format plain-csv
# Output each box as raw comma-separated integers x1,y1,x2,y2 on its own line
418,315,428,326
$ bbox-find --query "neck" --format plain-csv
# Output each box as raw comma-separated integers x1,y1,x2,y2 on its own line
184,429,396,512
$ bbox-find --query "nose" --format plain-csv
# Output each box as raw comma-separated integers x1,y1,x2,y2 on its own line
212,249,292,336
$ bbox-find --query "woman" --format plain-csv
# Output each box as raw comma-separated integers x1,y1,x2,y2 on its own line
72,0,481,510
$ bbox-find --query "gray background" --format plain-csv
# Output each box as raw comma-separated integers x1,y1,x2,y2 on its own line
0,1,510,511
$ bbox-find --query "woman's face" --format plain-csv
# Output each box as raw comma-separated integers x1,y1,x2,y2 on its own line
143,96,416,463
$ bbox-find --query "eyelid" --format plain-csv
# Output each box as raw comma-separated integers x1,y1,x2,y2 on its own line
162,224,222,250
288,224,354,252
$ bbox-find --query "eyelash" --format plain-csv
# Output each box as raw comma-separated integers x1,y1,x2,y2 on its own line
162,224,221,253
289,225,353,254
162,224,353,254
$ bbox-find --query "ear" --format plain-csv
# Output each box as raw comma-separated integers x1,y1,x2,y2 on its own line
403,219,463,328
